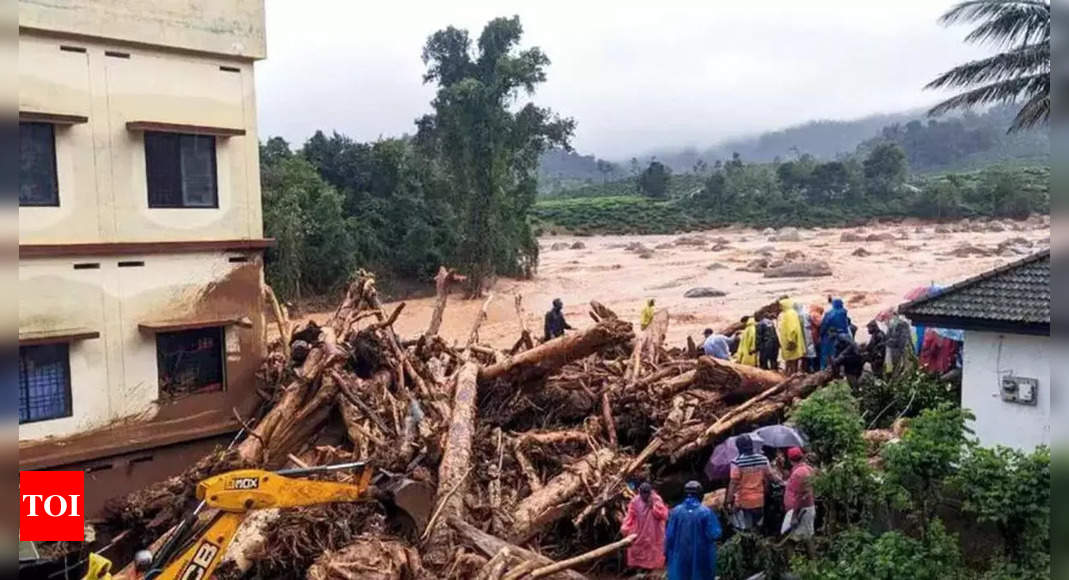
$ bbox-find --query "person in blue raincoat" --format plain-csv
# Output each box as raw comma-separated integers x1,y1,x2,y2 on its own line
665,480,722,580
819,298,852,369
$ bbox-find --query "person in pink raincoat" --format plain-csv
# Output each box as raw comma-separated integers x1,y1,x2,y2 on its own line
620,482,669,571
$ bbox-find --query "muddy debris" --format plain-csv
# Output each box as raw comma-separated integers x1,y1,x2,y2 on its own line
763,260,833,278
852,247,873,257
738,257,770,273
96,271,835,580
673,234,709,246
683,287,727,298
707,263,728,270
945,242,992,258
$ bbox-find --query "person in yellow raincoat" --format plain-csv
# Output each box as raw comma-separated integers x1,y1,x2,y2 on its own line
83,553,112,579
640,298,656,330
734,316,758,366
778,298,805,374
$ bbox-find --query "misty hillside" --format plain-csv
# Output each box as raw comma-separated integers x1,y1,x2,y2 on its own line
539,104,1048,187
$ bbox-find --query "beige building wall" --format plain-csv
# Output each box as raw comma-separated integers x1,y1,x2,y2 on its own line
18,1,269,457
18,31,263,244
18,252,265,441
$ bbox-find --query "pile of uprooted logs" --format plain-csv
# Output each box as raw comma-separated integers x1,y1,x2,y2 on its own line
99,269,832,579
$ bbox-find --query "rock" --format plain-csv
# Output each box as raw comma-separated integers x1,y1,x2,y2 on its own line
762,260,833,278
674,234,708,246
770,227,801,242
707,263,727,270
638,251,654,259
840,231,866,242
738,258,770,273
684,287,727,298
625,241,651,253
969,223,987,233
933,224,951,234
784,250,806,261
712,236,731,244
761,227,775,236
865,232,896,242
549,242,569,251
985,222,1005,232
654,242,675,250
852,247,872,257
711,242,732,252
570,241,586,249
946,242,991,258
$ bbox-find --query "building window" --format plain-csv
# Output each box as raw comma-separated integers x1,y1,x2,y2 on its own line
144,132,218,208
19,122,59,207
156,327,225,398
19,344,73,423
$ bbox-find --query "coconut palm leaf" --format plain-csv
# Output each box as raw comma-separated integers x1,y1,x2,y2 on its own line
928,0,1050,131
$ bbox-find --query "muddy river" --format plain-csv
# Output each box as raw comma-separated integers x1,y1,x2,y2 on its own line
294,217,1049,348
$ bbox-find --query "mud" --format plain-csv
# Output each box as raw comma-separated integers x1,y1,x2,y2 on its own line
291,219,1049,348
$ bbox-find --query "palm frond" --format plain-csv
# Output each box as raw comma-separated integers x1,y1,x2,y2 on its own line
925,42,1048,88
1009,89,1050,130
941,0,1050,47
928,73,1047,115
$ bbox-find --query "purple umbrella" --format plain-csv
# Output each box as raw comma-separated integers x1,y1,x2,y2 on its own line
704,434,765,481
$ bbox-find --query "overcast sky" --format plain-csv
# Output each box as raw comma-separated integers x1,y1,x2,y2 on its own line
256,0,993,160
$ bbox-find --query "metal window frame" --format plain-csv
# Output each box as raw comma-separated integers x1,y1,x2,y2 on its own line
144,131,220,209
18,343,73,424
154,326,228,399
18,122,60,208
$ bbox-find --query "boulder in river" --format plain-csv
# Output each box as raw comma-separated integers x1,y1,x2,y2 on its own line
738,258,770,273
674,234,708,246
570,241,586,249
763,261,833,278
852,247,873,257
711,242,732,252
707,263,728,270
549,242,569,251
865,232,897,242
770,227,801,242
684,287,727,298
761,227,776,236
840,231,866,242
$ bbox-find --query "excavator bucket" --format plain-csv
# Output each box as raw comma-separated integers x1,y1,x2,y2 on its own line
379,476,434,535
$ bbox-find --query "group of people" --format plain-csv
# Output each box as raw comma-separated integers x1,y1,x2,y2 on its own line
699,296,917,387
620,437,815,579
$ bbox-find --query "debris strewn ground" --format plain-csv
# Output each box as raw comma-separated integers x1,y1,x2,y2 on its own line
99,273,833,579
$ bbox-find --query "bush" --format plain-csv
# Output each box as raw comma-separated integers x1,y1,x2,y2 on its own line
716,533,787,580
788,381,865,463
796,520,965,580
881,404,974,531
857,369,960,429
953,445,1049,563
814,453,881,533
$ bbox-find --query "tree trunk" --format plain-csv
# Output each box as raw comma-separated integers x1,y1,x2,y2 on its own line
479,319,633,385
667,369,833,460
449,517,585,580
510,448,617,543
427,267,463,336
424,362,480,566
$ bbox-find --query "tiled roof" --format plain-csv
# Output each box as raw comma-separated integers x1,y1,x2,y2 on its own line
900,249,1049,334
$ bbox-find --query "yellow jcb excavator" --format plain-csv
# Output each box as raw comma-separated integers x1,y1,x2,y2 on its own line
84,461,432,580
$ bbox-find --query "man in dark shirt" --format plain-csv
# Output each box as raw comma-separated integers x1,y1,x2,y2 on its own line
544,298,573,341
864,320,887,378
831,332,865,390
756,317,780,371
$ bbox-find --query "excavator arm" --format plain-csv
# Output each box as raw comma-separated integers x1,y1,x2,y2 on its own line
146,462,374,580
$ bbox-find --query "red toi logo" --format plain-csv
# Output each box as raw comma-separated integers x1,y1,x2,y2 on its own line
20,471,85,541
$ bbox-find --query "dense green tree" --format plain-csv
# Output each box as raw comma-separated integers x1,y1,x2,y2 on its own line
927,0,1050,131
416,16,573,295
637,160,671,198
862,142,908,196
260,149,357,299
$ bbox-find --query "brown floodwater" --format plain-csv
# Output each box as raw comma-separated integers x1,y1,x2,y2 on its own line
292,218,1049,348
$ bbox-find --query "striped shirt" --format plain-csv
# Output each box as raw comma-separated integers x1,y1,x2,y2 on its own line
729,453,771,509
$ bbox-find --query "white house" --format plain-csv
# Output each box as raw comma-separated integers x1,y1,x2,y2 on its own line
900,249,1050,450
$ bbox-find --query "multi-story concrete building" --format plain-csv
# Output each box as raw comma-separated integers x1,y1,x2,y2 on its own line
18,0,270,515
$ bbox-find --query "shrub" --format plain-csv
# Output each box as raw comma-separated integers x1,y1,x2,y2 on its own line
952,445,1049,563
881,404,974,533
796,520,965,580
788,381,865,464
814,453,881,533
716,533,787,580
857,369,960,429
